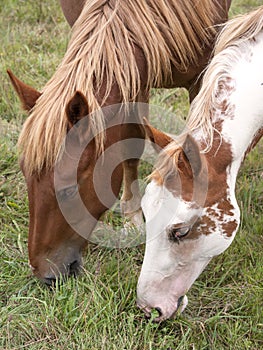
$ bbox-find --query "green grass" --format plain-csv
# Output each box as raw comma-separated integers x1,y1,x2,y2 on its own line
0,0,263,349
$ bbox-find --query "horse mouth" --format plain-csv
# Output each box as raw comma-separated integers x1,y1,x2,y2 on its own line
137,295,188,322
176,295,188,314
136,303,152,319
68,259,81,277
40,259,82,286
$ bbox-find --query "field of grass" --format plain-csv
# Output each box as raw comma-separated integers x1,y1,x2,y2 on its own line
0,0,262,349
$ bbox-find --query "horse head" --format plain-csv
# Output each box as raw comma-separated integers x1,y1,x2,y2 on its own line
8,71,126,284
137,123,240,321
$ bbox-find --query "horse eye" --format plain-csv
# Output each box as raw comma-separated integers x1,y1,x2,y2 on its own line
56,184,78,201
167,225,191,243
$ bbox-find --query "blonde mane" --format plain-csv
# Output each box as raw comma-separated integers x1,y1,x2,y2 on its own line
18,0,224,174
151,6,263,183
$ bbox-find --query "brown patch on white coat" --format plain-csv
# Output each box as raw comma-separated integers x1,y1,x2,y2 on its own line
144,116,239,240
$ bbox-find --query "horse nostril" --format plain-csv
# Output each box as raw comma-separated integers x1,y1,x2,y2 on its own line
155,307,163,318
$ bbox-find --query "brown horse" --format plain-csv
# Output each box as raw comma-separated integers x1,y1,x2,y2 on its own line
9,0,231,284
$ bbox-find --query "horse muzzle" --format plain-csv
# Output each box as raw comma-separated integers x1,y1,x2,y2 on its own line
137,295,188,322
30,256,83,286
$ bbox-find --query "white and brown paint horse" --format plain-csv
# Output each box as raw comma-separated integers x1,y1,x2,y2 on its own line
137,6,263,322
8,0,231,284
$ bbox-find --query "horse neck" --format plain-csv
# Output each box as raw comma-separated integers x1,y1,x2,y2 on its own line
222,32,263,158
197,31,263,179
189,31,263,204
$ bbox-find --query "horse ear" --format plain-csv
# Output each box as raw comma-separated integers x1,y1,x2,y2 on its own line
66,91,89,127
143,118,173,152
7,70,41,111
180,134,202,176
